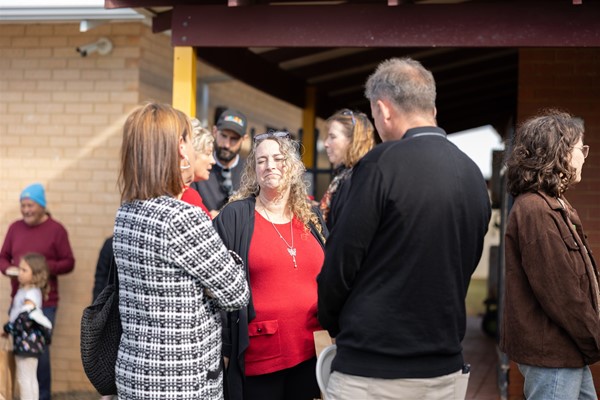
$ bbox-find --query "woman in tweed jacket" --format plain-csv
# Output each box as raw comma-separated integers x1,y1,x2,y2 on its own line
113,103,249,400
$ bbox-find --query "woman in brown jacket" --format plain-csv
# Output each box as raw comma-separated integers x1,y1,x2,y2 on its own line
501,109,600,400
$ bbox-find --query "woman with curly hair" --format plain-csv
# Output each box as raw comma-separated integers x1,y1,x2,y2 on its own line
500,109,600,400
214,131,328,400
319,109,375,229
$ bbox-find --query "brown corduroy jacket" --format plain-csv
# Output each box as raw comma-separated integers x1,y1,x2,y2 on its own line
501,191,600,367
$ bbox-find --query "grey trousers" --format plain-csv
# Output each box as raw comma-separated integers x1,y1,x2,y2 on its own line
325,368,470,400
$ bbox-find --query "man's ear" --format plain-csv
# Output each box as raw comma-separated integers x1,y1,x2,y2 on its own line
377,99,392,123
212,126,218,138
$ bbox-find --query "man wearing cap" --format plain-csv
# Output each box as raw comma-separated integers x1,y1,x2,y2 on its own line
0,182,75,400
191,109,249,218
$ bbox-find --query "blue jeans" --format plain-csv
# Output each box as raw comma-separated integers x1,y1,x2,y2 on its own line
518,363,597,400
38,306,56,400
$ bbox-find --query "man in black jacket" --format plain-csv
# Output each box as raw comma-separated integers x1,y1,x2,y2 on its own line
317,57,491,400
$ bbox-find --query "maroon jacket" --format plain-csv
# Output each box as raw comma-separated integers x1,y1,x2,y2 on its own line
0,217,75,308
501,191,600,367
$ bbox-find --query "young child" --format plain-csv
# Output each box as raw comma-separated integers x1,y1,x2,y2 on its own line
3,252,52,400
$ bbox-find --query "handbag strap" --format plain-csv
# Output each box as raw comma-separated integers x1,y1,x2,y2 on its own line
107,254,117,288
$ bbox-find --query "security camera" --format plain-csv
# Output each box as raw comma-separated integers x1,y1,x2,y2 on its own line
76,37,113,57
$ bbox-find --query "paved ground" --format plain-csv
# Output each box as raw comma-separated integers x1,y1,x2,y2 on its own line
463,315,500,400
39,316,500,400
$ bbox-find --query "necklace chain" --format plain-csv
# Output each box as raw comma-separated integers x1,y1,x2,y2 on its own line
261,202,298,269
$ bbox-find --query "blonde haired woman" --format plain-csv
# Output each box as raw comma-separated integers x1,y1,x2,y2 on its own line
191,119,216,181
114,102,249,400
319,108,375,229
181,118,216,217
214,131,327,400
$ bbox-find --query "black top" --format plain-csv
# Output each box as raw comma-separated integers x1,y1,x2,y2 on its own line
318,126,492,379
191,157,245,212
92,236,116,302
326,166,353,231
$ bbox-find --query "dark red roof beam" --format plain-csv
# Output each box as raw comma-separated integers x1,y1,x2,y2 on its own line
169,2,600,48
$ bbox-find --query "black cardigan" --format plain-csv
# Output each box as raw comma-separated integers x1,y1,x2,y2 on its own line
213,196,327,400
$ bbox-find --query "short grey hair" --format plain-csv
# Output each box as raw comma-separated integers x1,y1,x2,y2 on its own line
365,57,436,114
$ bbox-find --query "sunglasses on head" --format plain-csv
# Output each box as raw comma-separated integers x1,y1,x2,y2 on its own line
253,131,291,143
341,109,356,127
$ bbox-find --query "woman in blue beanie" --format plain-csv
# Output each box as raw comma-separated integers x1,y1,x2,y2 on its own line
0,182,75,400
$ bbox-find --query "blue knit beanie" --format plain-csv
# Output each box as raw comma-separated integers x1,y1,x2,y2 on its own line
20,183,46,208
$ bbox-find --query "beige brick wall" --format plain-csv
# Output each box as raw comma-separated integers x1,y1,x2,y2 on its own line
0,20,302,394
195,59,307,157
0,21,171,392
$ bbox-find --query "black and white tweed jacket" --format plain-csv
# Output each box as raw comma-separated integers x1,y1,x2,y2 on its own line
113,196,249,400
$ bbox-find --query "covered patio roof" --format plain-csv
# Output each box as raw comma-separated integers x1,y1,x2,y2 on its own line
105,0,600,133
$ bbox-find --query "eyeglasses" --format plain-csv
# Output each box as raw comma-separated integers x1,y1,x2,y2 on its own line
575,145,590,159
253,131,291,143
220,168,233,196
341,109,356,127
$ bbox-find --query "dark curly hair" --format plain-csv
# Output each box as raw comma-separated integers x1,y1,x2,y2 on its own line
506,109,584,197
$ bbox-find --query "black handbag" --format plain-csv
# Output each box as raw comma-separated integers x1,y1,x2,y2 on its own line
80,261,121,395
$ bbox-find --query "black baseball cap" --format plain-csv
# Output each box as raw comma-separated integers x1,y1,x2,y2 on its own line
217,109,247,137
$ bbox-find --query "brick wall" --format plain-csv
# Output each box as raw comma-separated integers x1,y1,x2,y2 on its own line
201,65,305,155
0,21,168,392
518,47,600,257
0,20,302,393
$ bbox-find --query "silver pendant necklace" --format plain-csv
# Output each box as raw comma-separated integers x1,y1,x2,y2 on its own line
262,206,298,269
